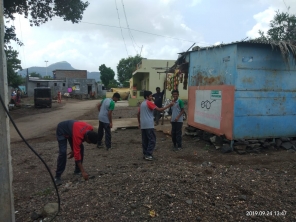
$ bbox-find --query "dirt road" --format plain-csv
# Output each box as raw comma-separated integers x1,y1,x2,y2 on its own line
10,100,128,142
10,99,97,142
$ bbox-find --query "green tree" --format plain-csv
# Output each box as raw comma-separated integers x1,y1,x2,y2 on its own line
29,72,42,78
257,10,296,42
108,79,120,88
99,64,115,88
4,0,89,44
3,0,89,89
6,47,23,88
117,55,142,87
43,75,53,79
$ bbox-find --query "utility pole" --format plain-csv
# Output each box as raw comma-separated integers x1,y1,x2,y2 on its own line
0,0,15,221
45,60,48,76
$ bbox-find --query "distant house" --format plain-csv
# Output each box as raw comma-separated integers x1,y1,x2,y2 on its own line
128,59,188,106
26,69,98,98
53,69,87,79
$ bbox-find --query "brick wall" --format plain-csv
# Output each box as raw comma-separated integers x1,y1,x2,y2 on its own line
54,70,87,80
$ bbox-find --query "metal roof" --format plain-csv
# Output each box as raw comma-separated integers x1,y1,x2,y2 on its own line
29,78,63,82
191,40,273,52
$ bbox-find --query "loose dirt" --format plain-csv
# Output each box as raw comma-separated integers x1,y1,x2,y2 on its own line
9,98,296,221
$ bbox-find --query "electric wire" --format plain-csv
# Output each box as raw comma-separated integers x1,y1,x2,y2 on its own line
0,94,60,222
114,0,129,57
55,18,199,44
282,0,289,11
121,0,140,54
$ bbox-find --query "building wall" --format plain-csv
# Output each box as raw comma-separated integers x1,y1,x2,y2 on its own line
187,43,296,139
27,81,65,97
233,43,296,139
130,59,188,106
54,70,87,80
97,84,107,97
49,81,68,97
188,44,237,87
27,81,49,97
27,78,97,98
67,78,97,95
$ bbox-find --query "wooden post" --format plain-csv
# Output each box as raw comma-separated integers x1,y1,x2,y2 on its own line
0,0,15,220
161,62,169,125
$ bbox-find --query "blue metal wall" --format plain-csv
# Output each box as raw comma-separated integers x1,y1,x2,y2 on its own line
189,43,296,139
189,44,237,86
233,43,296,139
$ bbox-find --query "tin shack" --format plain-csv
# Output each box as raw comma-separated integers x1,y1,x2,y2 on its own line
186,41,296,140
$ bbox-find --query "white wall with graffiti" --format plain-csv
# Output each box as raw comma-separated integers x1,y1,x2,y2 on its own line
194,90,222,129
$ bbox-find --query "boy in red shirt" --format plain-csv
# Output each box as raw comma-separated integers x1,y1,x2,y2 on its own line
55,120,98,185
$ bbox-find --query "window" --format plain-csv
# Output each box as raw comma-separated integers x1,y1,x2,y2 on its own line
37,82,48,87
63,83,65,87
54,83,57,86
74,84,80,90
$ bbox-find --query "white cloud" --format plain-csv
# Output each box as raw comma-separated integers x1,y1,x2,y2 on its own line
189,0,202,7
246,7,276,39
8,0,202,74
247,0,296,39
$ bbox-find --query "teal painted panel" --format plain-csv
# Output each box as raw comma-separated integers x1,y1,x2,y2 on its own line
237,43,296,70
235,69,296,91
234,96,296,116
189,45,237,87
235,91,296,98
233,116,296,139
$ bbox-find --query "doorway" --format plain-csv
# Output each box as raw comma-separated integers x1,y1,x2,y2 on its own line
88,85,92,94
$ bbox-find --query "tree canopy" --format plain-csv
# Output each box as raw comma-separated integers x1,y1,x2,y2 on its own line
117,55,142,87
257,10,296,42
4,0,89,25
29,72,42,78
99,64,115,88
253,10,296,64
3,0,89,87
4,0,89,45
6,47,23,88
108,79,120,89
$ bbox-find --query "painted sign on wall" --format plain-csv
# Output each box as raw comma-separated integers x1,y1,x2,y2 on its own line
194,90,222,129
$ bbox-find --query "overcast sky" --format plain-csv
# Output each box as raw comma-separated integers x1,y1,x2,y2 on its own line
8,0,296,78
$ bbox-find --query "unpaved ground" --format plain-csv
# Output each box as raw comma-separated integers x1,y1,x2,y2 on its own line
9,98,130,143
10,99,296,221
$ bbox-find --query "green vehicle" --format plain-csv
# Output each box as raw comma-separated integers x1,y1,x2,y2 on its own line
34,87,52,108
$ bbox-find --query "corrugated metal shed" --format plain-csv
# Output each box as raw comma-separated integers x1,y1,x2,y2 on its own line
187,41,296,140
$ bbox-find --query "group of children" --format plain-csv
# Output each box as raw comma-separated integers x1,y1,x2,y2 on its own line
137,89,185,161
97,89,185,161
54,89,185,185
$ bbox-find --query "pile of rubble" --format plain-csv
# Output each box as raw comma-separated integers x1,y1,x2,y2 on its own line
185,126,296,154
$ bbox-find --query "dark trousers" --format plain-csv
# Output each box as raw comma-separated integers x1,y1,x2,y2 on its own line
97,121,111,148
56,138,84,178
154,110,161,124
171,122,183,148
141,129,156,156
